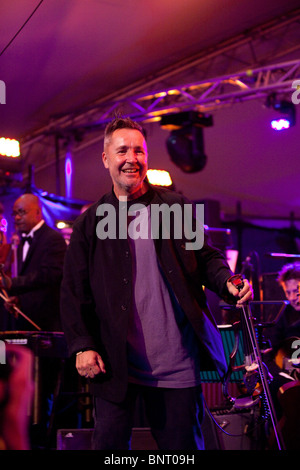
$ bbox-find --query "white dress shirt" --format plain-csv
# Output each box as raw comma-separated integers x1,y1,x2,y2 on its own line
22,220,44,261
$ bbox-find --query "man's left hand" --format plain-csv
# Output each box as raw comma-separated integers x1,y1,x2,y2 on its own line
226,277,253,305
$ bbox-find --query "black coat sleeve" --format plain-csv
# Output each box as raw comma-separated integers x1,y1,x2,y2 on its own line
60,218,99,356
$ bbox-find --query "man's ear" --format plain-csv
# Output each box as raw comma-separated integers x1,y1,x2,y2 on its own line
102,151,109,169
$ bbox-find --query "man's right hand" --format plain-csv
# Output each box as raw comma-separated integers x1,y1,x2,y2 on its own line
75,350,106,379
0,271,12,290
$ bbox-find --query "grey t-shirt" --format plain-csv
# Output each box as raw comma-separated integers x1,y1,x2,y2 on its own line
126,205,201,388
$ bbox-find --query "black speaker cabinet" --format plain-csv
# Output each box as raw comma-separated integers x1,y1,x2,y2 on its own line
57,429,93,450
202,407,262,450
57,428,158,450
58,410,261,450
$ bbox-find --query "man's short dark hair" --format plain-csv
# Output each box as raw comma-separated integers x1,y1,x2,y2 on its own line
277,262,300,284
104,117,147,145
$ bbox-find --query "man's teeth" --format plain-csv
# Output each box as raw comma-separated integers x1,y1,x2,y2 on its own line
123,169,138,173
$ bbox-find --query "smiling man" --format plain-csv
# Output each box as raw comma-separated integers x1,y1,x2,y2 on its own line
102,123,148,200
60,116,252,451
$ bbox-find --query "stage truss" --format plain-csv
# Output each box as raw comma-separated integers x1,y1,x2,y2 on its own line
20,8,300,170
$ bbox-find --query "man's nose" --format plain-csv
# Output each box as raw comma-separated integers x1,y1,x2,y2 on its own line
126,149,137,162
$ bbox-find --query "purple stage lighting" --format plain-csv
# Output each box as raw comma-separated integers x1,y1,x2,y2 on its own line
271,118,291,131
267,95,296,131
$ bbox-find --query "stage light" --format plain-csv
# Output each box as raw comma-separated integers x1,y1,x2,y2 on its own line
147,169,173,187
266,96,296,131
65,152,73,198
56,221,73,229
160,111,213,131
0,137,22,173
56,221,73,245
271,118,291,131
160,111,212,173
0,138,20,157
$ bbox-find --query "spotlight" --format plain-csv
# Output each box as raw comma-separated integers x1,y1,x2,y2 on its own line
56,221,73,230
271,118,291,131
0,137,20,157
267,96,296,131
160,111,213,173
0,137,22,172
56,221,73,245
146,169,173,187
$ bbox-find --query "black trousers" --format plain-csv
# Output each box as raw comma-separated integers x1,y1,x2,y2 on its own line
92,383,205,450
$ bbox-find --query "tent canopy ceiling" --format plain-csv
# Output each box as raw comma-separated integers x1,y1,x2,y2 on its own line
1,0,299,137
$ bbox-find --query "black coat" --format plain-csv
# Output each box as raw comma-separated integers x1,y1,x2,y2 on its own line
61,186,234,402
10,222,67,332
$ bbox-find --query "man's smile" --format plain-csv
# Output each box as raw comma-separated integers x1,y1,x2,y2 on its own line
122,168,139,174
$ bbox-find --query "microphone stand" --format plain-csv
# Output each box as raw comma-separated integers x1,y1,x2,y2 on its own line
240,302,284,450
228,275,285,450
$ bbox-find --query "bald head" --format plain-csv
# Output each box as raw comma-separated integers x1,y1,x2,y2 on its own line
12,193,43,234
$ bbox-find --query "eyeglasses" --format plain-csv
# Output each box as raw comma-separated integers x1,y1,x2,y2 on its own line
11,209,30,218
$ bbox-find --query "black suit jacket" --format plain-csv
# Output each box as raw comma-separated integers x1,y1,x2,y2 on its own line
10,222,67,331
61,185,234,402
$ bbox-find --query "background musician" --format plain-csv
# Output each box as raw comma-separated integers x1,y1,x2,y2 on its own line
0,193,67,448
264,262,300,418
0,193,66,332
268,262,300,346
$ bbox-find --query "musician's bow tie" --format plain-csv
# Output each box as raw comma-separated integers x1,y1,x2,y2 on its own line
21,235,33,245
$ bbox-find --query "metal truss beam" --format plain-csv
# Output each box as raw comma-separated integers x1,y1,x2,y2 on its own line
82,59,300,123
22,8,300,149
